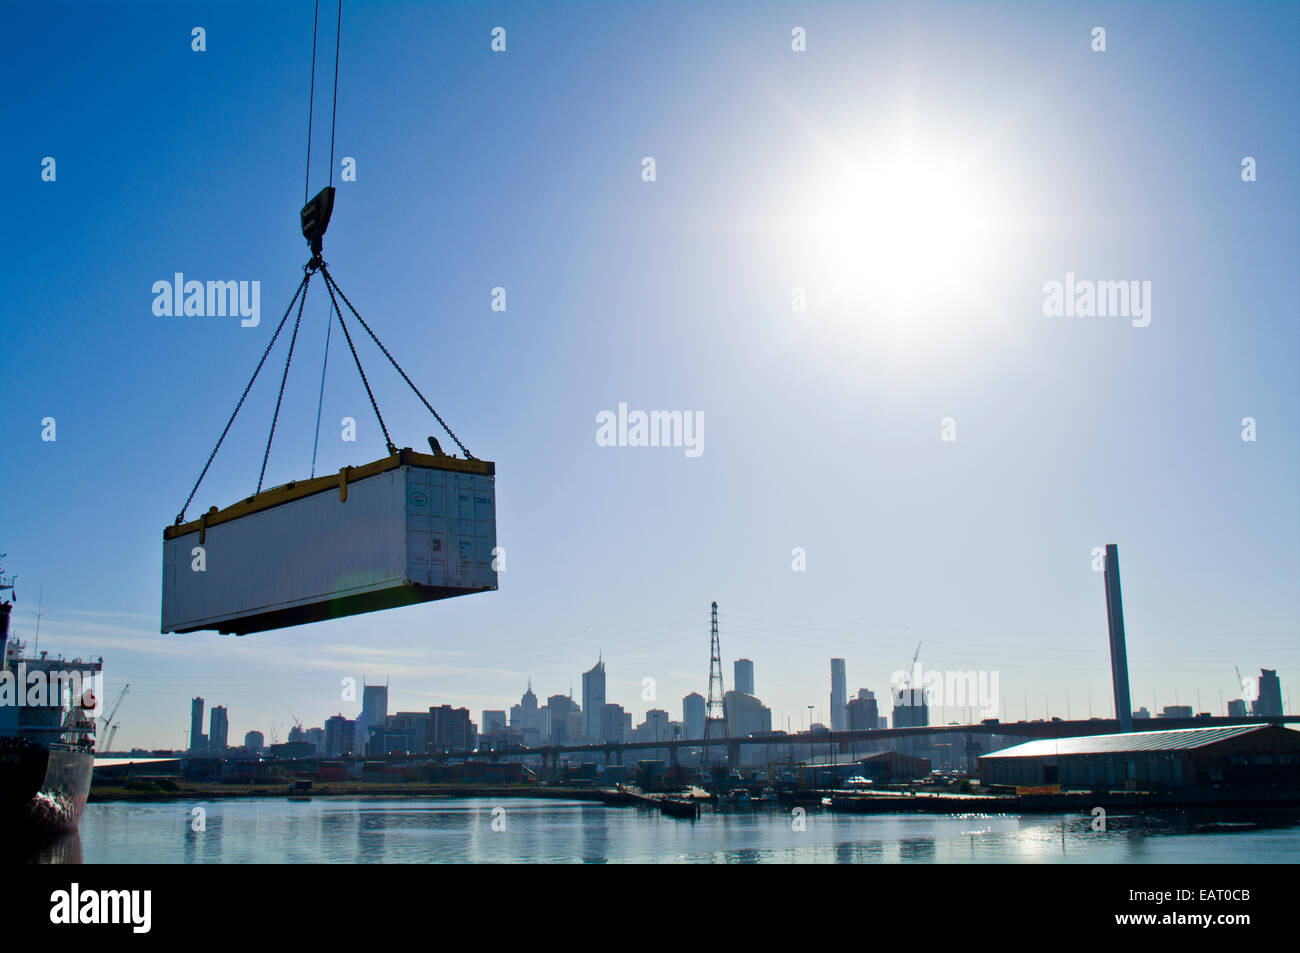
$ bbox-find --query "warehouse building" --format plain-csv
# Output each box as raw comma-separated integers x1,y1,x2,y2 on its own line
979,725,1300,790
804,750,932,788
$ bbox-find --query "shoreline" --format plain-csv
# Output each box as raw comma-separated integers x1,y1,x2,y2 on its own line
88,782,1300,816
89,783,640,805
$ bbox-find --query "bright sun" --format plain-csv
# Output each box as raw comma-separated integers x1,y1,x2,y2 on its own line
753,121,1014,363
804,147,996,317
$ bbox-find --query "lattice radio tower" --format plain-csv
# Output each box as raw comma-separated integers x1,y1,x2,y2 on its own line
701,601,727,764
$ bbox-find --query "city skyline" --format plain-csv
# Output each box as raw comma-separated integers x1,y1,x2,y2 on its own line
166,644,1288,755
4,3,1296,751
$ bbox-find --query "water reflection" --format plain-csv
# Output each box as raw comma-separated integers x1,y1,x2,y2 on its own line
898,837,936,862
834,840,883,863
580,804,608,864
182,803,225,863
60,799,1300,864
2,831,82,864
356,805,388,862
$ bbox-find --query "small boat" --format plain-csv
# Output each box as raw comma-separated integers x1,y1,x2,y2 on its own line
658,797,700,819
1192,820,1259,833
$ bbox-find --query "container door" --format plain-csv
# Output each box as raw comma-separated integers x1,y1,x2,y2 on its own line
426,469,448,585
455,475,476,586
405,468,448,587
472,475,497,589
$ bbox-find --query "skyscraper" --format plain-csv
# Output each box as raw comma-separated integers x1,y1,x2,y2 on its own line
892,687,928,728
189,697,206,753
324,714,355,756
510,680,540,730
682,692,705,740
639,709,670,741
601,703,627,742
722,690,772,738
830,658,848,731
1252,669,1283,717
356,683,389,756
429,705,475,752
734,658,755,695
582,658,606,741
208,705,228,751
547,694,577,745
847,689,879,730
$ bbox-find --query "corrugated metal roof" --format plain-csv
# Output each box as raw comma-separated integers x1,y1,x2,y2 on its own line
981,724,1277,760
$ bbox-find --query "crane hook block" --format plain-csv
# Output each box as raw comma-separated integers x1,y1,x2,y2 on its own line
300,186,336,259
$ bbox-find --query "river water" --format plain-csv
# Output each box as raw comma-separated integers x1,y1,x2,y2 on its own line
20,798,1300,863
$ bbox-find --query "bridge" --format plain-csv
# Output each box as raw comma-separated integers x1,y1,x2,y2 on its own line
442,714,1300,774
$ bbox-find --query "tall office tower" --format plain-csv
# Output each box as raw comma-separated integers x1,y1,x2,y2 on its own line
830,658,848,731
601,703,627,742
208,705,229,751
547,694,577,745
640,709,670,741
734,658,755,696
511,679,540,730
324,715,356,756
1103,543,1133,733
1252,669,1283,717
583,658,606,741
429,705,475,752
722,690,773,738
891,687,929,728
682,692,706,739
356,683,389,756
847,688,879,730
189,697,206,752
243,730,264,752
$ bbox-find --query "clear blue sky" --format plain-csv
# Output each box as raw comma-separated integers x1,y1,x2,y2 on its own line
2,1,1296,749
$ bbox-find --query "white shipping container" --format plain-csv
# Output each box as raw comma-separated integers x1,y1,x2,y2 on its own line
162,451,497,634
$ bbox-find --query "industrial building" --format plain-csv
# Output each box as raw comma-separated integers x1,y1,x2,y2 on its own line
979,725,1300,790
803,750,932,788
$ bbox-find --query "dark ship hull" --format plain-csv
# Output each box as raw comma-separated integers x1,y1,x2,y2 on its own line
0,738,94,836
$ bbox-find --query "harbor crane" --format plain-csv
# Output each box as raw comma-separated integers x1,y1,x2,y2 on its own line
99,683,129,751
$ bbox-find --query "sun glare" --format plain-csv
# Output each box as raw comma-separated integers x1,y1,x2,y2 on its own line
805,148,996,318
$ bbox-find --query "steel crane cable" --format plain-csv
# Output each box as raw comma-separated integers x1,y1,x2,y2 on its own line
319,264,474,459
328,0,342,188
257,273,312,494
309,297,335,479
174,274,310,525
319,268,397,456
304,0,319,204
174,2,349,523
304,0,342,201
